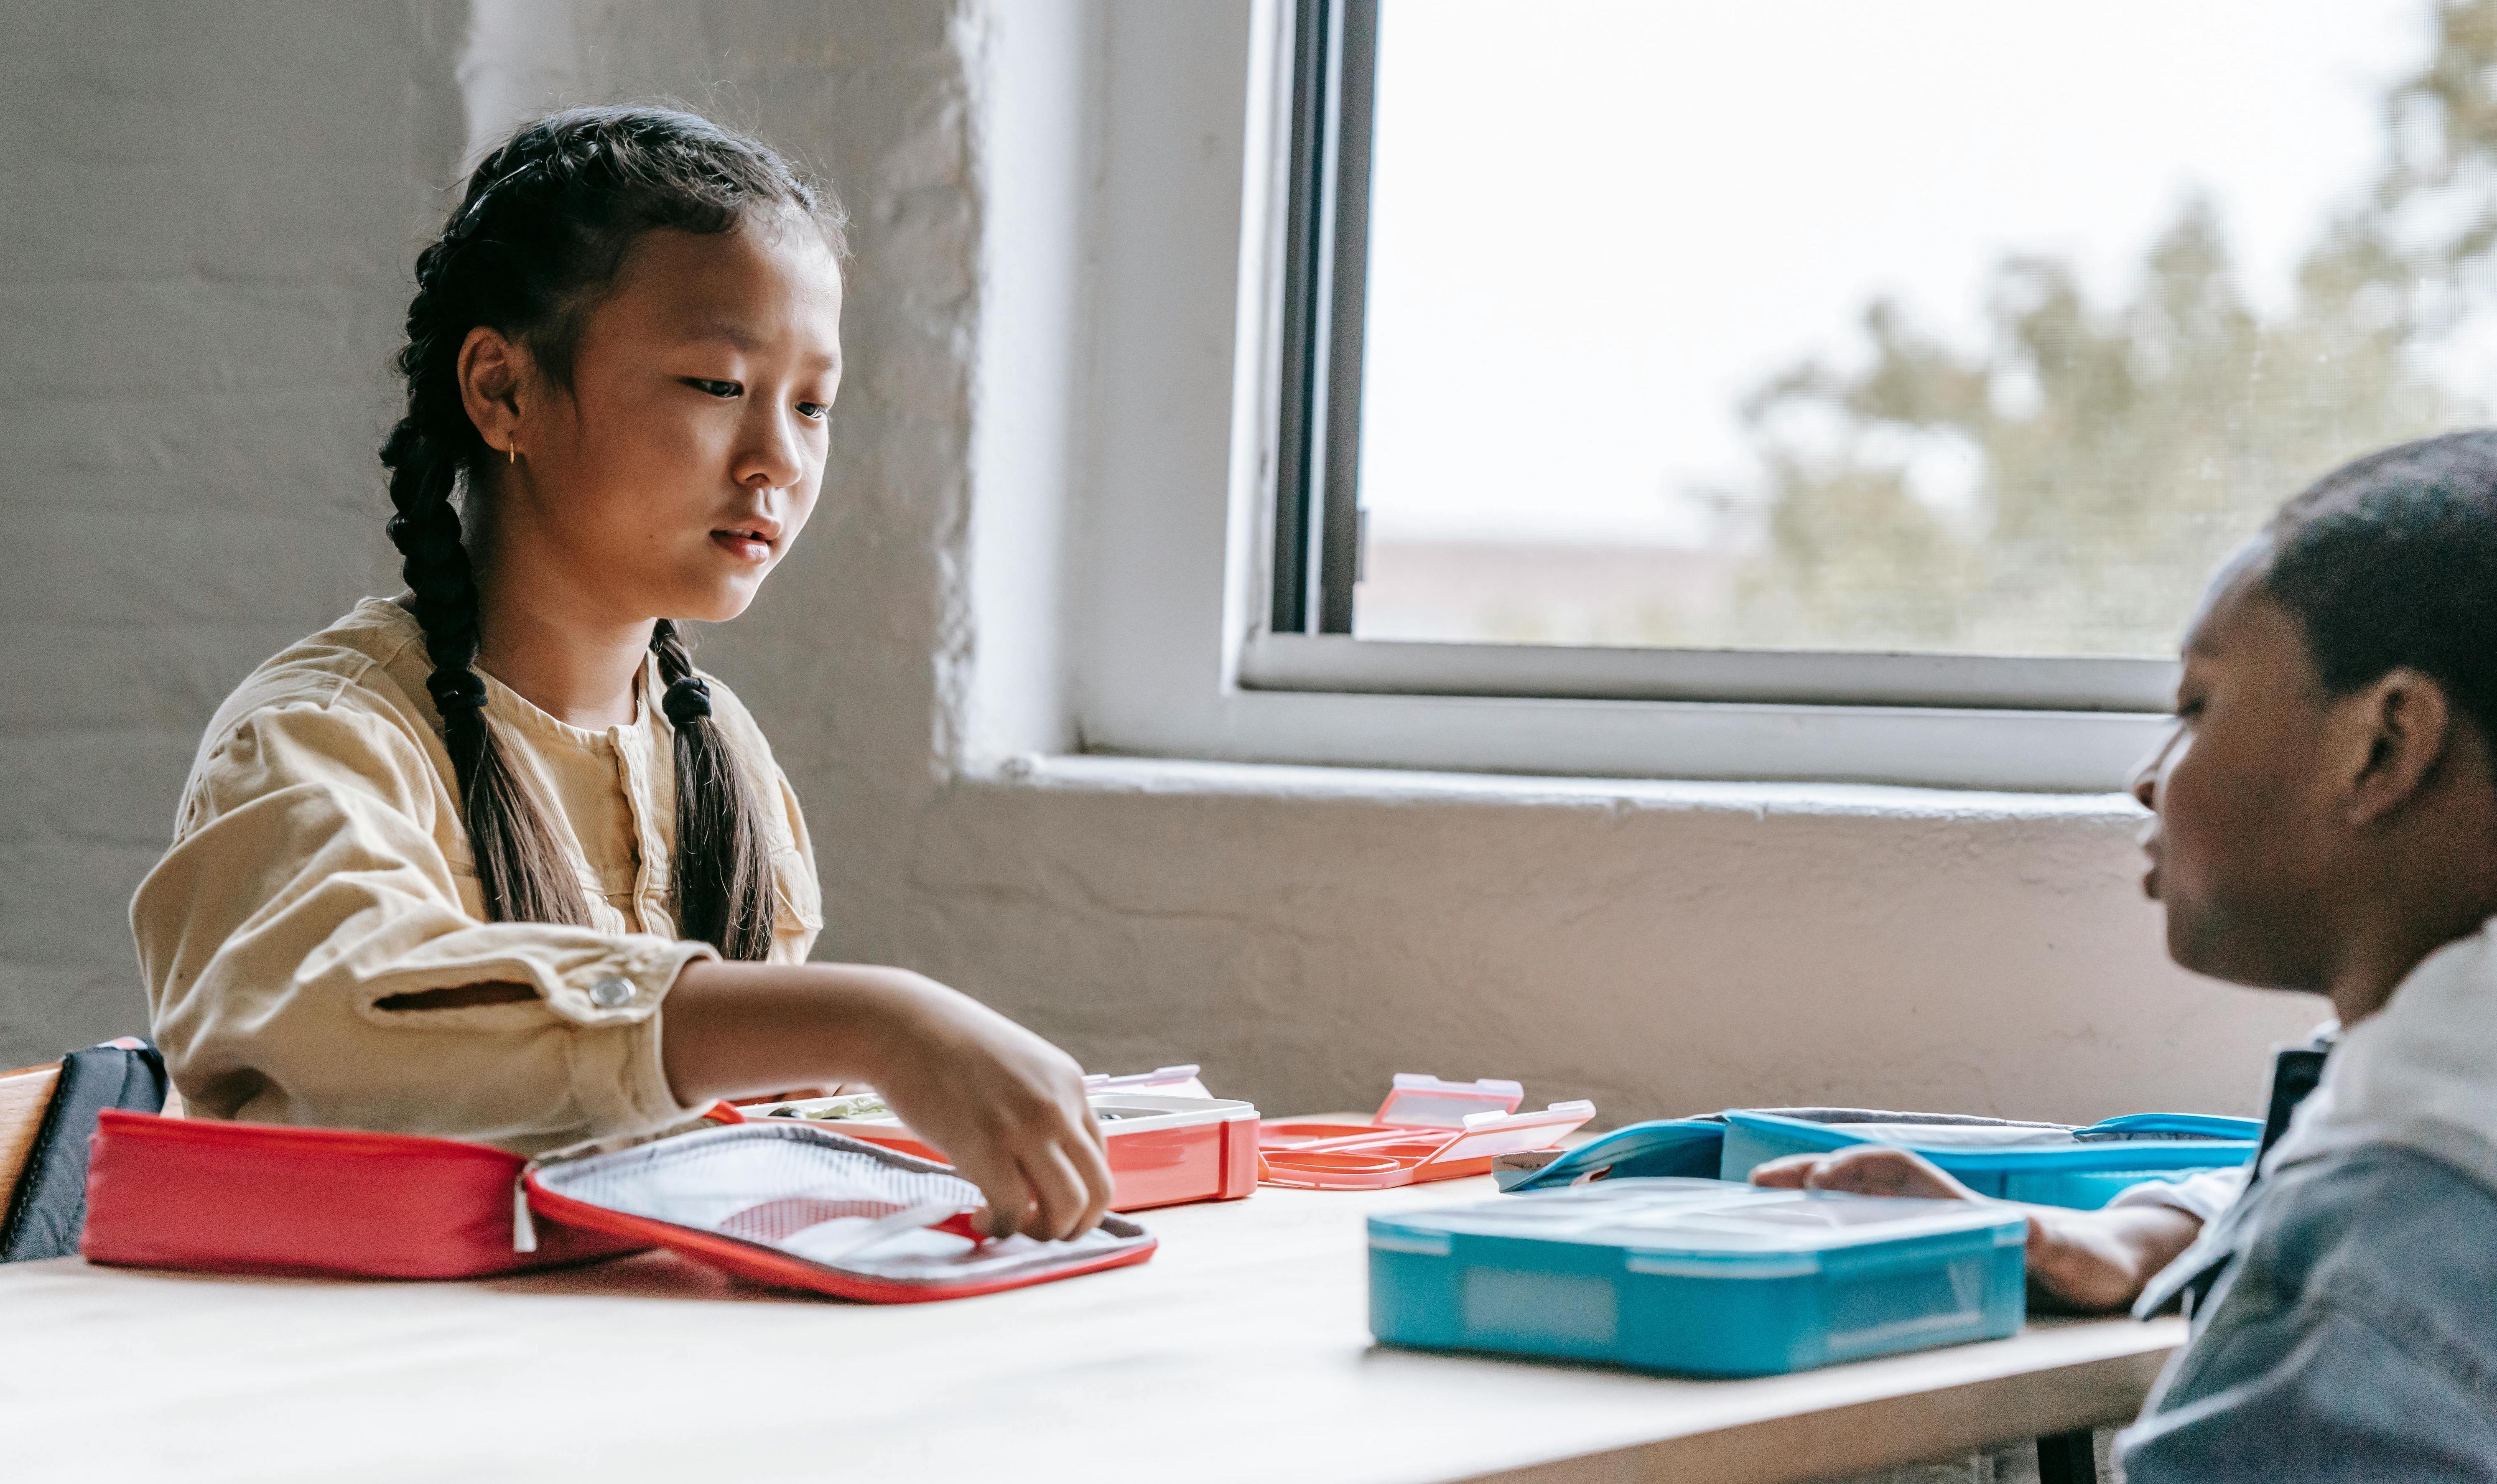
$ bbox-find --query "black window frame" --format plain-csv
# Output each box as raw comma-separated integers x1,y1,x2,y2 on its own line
1270,0,1378,637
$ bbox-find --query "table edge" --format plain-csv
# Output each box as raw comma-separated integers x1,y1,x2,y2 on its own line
1451,1332,2179,1484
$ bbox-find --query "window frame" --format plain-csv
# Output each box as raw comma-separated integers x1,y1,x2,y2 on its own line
1256,0,2186,717
1270,0,1376,636
1058,0,2175,793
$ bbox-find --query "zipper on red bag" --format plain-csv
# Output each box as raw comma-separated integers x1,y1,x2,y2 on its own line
97,1108,522,1166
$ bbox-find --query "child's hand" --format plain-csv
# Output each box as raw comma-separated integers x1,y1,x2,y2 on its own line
857,976,1114,1242
1748,1144,1981,1201
662,961,1116,1242
1747,1143,2205,1312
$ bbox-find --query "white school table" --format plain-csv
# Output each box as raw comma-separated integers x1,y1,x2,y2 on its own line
0,1175,2181,1484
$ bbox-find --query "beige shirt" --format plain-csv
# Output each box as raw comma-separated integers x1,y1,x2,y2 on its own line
131,599,824,1154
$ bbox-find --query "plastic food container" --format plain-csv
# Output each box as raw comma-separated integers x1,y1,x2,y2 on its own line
1368,1177,2026,1376
1717,1110,2259,1209
739,1074,1259,1213
1259,1074,1597,1191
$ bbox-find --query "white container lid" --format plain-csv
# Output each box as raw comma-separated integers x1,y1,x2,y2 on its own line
748,1090,1256,1137
1373,1073,1526,1128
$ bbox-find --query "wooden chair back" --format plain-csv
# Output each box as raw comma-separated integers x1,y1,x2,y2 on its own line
0,1063,63,1206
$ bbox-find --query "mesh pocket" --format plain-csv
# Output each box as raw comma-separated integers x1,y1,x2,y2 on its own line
547,1127,976,1233
534,1123,1149,1287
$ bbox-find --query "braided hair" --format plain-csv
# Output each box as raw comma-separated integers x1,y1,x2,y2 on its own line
382,107,843,958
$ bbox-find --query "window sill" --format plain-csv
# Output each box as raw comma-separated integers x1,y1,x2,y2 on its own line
979,752,2142,823
1241,633,2178,711
1076,684,2168,794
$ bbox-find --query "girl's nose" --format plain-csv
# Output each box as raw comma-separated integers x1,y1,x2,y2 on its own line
741,407,807,491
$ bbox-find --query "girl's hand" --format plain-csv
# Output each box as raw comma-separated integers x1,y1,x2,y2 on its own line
853,976,1114,1242
1748,1143,1978,1200
661,961,1115,1242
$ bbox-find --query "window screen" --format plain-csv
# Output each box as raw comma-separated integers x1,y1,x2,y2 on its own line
1290,0,2490,661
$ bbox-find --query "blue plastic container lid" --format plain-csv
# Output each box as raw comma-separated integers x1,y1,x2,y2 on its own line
2070,1112,2263,1143
1722,1110,2256,1171
1372,1178,2026,1273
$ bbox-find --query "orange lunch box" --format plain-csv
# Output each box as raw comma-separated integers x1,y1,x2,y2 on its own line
739,1066,1259,1212
1257,1074,1596,1190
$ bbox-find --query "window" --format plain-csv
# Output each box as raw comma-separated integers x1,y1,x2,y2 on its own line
1259,0,2482,711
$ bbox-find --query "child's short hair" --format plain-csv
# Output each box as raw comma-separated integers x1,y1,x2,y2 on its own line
2263,430,2497,751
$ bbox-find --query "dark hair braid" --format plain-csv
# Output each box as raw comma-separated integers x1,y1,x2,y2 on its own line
383,418,591,928
380,107,841,954
651,621,777,959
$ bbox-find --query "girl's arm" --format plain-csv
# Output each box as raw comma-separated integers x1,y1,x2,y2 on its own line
1749,1144,2205,1312
137,705,716,1146
660,961,1113,1242
383,962,1118,1241
142,703,1114,1241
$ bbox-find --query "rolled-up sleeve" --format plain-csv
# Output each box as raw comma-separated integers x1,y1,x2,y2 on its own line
2109,1165,2249,1224
132,702,710,1153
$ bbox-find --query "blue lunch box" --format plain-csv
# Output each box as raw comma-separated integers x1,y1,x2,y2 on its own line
1368,1178,2027,1377
1501,1118,1729,1192
1717,1110,2259,1210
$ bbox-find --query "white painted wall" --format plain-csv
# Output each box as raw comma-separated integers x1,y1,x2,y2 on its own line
0,0,464,1061
0,0,2318,1138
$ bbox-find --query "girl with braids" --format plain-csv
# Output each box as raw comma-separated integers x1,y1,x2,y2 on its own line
1758,432,2497,1477
130,107,1112,1242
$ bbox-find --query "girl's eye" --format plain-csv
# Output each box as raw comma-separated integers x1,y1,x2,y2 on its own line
686,378,741,399
797,401,831,422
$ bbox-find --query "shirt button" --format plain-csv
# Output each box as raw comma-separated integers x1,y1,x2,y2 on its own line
588,975,635,1008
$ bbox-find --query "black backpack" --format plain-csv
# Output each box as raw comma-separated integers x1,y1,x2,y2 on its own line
1,1038,169,1263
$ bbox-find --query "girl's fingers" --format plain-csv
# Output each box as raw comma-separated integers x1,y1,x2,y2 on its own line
949,1145,1038,1240
1057,1103,1114,1228
1069,1125,1114,1233
1019,1136,1094,1242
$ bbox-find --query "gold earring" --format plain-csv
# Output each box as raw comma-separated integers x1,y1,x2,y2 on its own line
509,444,517,465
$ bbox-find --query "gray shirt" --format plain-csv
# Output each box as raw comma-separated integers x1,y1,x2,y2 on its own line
2116,920,2497,1481
2116,1141,2497,1479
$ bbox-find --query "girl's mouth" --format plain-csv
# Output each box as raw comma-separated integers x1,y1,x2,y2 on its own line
711,527,775,563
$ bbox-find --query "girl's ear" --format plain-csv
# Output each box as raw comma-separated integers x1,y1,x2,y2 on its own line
455,325,533,461
2342,667,2455,828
